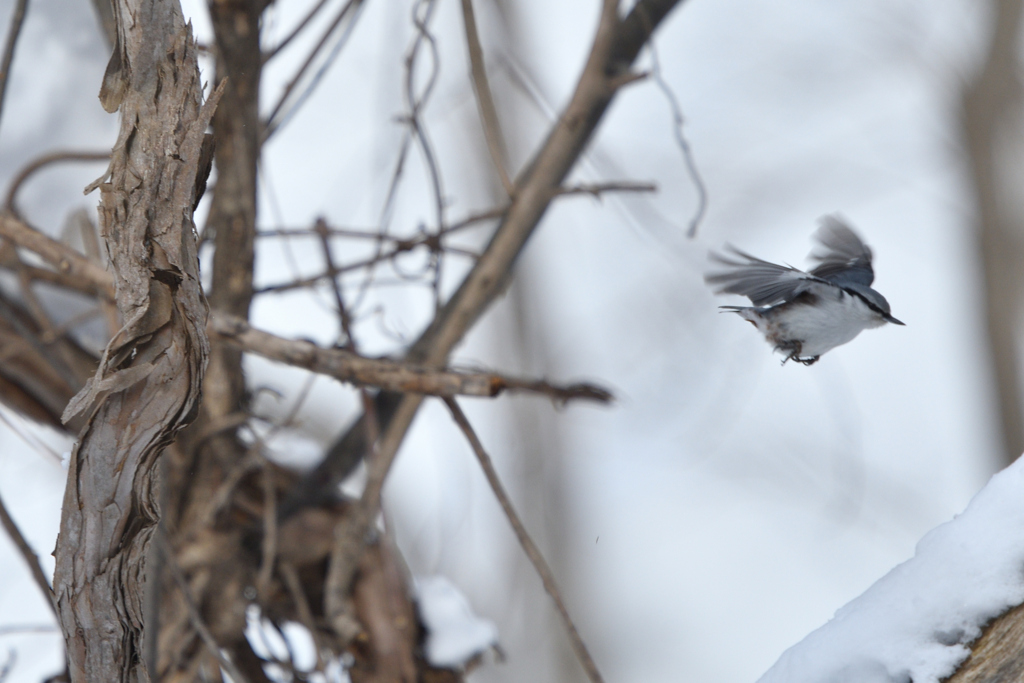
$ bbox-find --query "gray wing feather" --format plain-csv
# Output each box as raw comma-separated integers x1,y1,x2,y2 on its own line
809,216,874,286
705,247,827,307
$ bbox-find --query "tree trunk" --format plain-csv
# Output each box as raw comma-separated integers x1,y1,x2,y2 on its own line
51,0,216,679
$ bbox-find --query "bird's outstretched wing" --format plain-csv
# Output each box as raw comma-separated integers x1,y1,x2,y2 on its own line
808,216,874,286
705,247,828,307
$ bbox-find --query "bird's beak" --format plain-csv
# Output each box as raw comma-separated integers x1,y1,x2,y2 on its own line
884,313,905,326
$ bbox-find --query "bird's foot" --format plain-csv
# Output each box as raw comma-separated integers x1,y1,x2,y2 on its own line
777,341,802,366
777,342,818,367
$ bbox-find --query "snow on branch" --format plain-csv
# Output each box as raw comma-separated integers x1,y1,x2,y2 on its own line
758,458,1024,683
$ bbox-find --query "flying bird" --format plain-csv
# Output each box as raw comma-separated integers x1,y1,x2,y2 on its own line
705,216,904,366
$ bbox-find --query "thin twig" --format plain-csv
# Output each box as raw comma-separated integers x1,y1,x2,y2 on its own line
402,0,447,311
460,0,513,195
256,456,278,598
255,208,501,295
284,0,683,523
559,181,657,197
279,561,327,671
3,151,111,218
157,534,252,683
263,0,362,140
0,212,114,299
0,0,28,133
0,489,56,618
0,624,57,636
314,217,356,346
442,397,605,683
646,35,706,237
262,0,333,63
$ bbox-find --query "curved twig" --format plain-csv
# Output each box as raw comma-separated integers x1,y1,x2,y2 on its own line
4,151,111,219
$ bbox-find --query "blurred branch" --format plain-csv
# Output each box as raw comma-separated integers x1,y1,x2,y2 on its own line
3,151,110,220
263,0,364,141
443,397,604,683
962,0,1024,465
204,0,263,420
559,180,657,197
210,310,612,402
0,624,57,636
262,0,332,63
0,0,28,133
88,0,116,48
287,0,684,522
157,535,252,683
647,38,705,237
460,0,514,195
0,212,114,300
0,488,56,618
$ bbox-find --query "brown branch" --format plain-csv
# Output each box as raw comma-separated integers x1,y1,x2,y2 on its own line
962,0,1024,465
314,217,356,346
0,217,598,402
279,561,326,671
262,0,332,63
158,535,253,683
88,0,116,48
287,0,683,524
204,0,263,422
263,0,362,140
0,212,114,300
0,0,28,131
209,310,612,402
3,151,110,218
442,397,604,683
405,0,680,368
460,0,514,195
559,181,657,197
0,488,56,618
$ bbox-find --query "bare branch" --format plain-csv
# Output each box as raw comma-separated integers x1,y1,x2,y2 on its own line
158,535,253,683
262,0,332,63
209,311,611,402
279,561,326,671
0,0,28,132
443,397,605,683
647,38,706,237
0,489,56,618
263,0,363,141
0,624,57,636
460,0,514,195
288,0,683,527
559,180,657,197
3,151,110,219
0,212,114,300
314,217,356,346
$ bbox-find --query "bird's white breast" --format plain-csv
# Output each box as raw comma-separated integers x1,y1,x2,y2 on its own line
771,289,883,358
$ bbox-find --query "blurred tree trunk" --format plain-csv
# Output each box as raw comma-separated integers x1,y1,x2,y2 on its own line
962,0,1024,467
945,0,1024,677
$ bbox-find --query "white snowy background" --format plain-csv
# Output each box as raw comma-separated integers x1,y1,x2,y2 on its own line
0,0,1008,681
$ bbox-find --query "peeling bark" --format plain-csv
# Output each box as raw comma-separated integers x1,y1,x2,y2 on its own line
51,1,218,680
